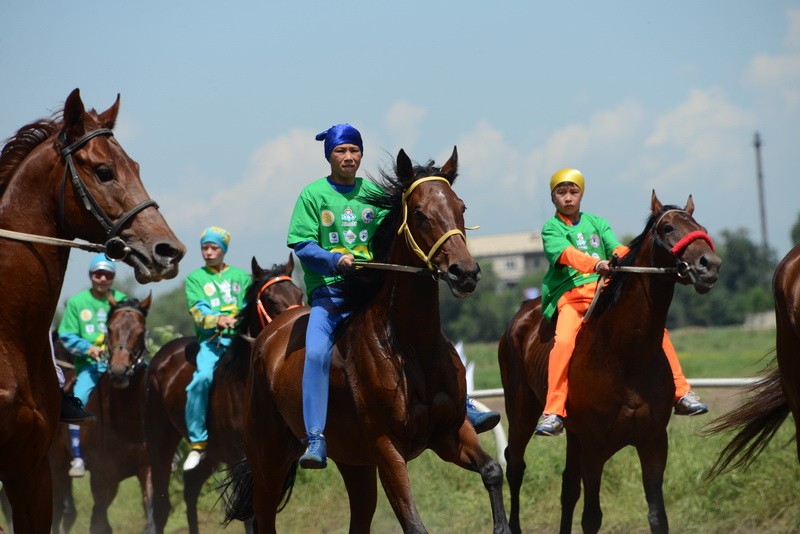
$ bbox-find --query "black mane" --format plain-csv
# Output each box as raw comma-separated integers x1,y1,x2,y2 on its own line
109,297,148,317
591,204,683,317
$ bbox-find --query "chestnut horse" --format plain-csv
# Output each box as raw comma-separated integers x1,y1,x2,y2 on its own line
0,89,185,533
498,193,721,534
707,243,800,475
144,256,302,534
79,296,154,533
224,148,509,533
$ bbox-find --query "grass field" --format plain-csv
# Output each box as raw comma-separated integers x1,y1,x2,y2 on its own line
4,326,797,533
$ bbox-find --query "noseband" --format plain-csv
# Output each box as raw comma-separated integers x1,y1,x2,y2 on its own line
57,128,159,260
256,276,301,328
651,209,715,276
397,176,468,272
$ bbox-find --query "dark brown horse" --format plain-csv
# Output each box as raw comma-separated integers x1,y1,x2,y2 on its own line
498,193,721,534
224,148,509,533
78,296,154,533
0,89,185,533
707,243,800,475
144,256,302,534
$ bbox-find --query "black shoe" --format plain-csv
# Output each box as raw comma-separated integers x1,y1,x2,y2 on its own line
60,391,95,424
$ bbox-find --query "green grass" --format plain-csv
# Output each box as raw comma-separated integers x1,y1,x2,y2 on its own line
5,326,796,533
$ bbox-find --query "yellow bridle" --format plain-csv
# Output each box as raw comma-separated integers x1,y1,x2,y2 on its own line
396,176,477,271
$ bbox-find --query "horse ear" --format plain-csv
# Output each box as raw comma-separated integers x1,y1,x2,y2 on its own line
396,149,414,184
97,94,121,130
650,190,664,214
440,146,458,184
284,253,294,276
62,88,86,142
685,194,695,215
251,256,265,277
141,292,153,312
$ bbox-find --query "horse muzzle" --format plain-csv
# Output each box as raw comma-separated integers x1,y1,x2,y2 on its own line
686,252,722,294
445,262,481,298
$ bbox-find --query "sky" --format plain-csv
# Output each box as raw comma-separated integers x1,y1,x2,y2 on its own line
2,1,799,309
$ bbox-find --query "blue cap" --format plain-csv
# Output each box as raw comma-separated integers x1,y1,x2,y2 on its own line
88,253,116,275
315,123,363,161
200,226,230,254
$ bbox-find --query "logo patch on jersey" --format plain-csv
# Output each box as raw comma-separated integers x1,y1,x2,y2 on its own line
204,282,215,297
341,207,357,227
329,232,339,243
359,230,369,242
361,208,375,224
575,232,587,250
232,282,241,295
343,229,357,244
80,309,93,322
321,210,335,227
590,234,600,248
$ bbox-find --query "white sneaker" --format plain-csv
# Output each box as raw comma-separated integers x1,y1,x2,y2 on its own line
69,457,86,477
183,450,206,471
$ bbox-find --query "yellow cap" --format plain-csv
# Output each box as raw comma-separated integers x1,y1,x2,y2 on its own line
550,168,585,193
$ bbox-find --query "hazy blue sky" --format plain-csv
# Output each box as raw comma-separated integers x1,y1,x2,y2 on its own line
2,1,798,307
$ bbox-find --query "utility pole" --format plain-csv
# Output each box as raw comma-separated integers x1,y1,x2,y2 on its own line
753,132,768,251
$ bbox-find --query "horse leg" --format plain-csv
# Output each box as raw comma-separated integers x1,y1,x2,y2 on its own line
503,396,538,534
430,427,510,534
636,434,669,534
145,423,181,533
183,459,216,534
4,458,54,533
137,465,156,534
558,431,582,533
336,462,377,533
89,472,119,534
578,452,606,534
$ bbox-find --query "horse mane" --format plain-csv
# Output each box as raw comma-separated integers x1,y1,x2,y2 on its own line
336,157,459,316
591,203,683,317
0,116,60,195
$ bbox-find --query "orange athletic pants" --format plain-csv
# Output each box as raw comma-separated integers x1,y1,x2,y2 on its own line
544,283,691,417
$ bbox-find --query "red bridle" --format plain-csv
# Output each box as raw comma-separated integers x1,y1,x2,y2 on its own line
256,276,301,328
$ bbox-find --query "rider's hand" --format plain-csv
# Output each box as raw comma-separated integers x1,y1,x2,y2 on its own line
86,345,104,361
216,315,237,330
594,260,613,276
337,254,355,274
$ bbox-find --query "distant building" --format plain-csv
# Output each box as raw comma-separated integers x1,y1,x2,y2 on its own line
467,231,546,287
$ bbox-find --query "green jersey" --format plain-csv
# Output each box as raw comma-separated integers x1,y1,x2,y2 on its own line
540,212,622,321
287,177,387,299
58,288,128,372
185,265,252,341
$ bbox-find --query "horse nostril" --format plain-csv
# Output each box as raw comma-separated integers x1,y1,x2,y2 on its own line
448,264,465,279
155,242,185,262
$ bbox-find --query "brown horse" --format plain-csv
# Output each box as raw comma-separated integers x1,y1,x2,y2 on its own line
144,256,302,534
707,243,800,475
0,89,185,533
77,296,154,533
498,192,721,534
224,148,509,533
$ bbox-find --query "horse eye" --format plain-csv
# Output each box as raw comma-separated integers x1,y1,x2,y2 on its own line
413,210,429,224
661,224,674,233
95,166,115,183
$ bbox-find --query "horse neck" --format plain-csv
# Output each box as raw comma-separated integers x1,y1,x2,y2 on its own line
0,143,70,334
371,243,443,348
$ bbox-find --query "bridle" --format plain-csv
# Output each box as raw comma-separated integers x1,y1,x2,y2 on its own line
583,208,715,323
56,128,158,260
105,305,148,378
255,275,302,328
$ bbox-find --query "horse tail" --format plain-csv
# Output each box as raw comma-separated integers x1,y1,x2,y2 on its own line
704,363,790,480
220,457,299,523
221,458,255,524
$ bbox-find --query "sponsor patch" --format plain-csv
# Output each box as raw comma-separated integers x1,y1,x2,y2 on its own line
204,282,215,296
590,234,600,248
80,309,93,322
361,208,375,224
321,210,335,227
329,232,339,243
341,207,357,227
359,230,369,242
343,229,357,244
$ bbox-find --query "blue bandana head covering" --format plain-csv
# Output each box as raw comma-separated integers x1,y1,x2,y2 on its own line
315,123,363,161
200,226,231,254
88,253,116,275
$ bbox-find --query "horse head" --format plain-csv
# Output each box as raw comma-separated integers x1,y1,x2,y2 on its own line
394,147,481,297
58,88,185,282
649,191,722,293
241,254,304,337
105,293,151,388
